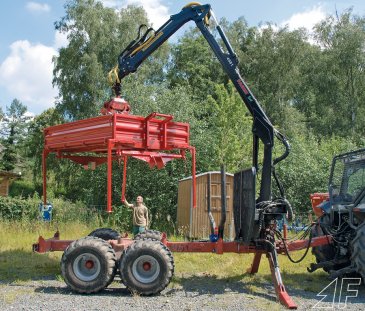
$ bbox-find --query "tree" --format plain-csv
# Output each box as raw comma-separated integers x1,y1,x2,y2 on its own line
46,3,365,223
241,25,312,132
167,28,226,102
275,133,359,213
204,83,252,171
297,10,365,138
26,108,64,180
0,99,31,171
53,0,169,120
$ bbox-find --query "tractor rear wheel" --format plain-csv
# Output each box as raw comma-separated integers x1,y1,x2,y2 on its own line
351,223,365,281
61,236,116,293
88,228,120,240
120,239,174,295
134,229,162,241
311,218,342,273
312,224,334,272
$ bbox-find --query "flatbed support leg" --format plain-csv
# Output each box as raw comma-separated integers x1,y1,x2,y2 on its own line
267,251,297,309
107,140,113,213
42,150,48,205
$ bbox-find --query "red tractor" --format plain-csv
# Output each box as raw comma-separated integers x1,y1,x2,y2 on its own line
309,149,365,280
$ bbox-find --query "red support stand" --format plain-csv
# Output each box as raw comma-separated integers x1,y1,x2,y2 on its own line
247,249,297,309
107,140,113,213
42,150,48,205
121,156,128,203
247,252,262,274
267,252,297,309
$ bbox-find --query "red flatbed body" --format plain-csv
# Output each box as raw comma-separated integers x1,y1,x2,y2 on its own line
44,113,190,153
42,112,196,212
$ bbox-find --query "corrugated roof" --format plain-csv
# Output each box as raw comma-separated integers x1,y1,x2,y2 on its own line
0,171,21,178
179,171,234,182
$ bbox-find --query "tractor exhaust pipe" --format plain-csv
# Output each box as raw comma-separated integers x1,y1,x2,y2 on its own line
207,173,216,236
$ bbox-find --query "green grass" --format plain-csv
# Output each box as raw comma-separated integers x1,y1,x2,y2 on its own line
0,220,329,296
172,250,327,294
0,220,95,282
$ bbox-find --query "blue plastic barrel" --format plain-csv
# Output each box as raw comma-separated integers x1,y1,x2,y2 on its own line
39,202,53,222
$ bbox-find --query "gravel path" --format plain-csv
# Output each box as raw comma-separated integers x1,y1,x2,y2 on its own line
1,276,364,311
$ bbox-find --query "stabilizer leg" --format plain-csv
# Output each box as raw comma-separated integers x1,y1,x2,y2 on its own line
267,251,297,309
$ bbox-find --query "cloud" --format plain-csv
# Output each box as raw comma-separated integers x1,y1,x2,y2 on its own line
101,0,170,27
54,31,69,50
0,27,70,115
26,2,50,13
0,40,58,113
281,6,326,32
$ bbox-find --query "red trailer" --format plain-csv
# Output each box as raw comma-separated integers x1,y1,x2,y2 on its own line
35,105,332,310
33,223,332,310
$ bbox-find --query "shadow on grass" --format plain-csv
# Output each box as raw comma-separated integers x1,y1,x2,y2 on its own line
0,249,60,282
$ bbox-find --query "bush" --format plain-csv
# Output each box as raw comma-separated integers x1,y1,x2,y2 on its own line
9,179,39,198
0,196,38,220
0,196,94,223
274,134,359,214
0,195,131,231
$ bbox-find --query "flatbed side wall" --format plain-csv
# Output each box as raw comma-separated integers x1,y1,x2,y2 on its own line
115,117,189,150
45,115,114,151
44,114,190,153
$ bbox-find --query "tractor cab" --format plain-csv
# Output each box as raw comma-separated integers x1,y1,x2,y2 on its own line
330,148,365,207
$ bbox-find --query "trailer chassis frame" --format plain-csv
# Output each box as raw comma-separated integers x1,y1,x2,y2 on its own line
33,231,332,309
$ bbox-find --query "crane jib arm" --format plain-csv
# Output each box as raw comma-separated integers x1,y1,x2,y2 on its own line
116,3,290,201
118,4,273,143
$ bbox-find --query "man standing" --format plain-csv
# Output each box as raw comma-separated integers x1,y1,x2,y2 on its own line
124,195,149,235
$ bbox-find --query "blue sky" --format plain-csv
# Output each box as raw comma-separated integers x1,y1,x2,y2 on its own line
0,0,364,115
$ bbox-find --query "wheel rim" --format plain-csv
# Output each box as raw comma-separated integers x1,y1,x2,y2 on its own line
73,253,101,282
132,255,160,284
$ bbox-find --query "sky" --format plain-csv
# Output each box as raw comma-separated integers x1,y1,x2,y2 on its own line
0,1,364,116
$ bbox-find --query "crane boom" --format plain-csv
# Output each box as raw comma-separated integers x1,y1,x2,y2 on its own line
113,3,290,202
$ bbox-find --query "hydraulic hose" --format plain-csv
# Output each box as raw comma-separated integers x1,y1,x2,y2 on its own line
273,130,290,166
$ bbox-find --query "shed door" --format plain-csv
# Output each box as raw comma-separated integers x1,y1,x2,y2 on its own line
207,180,233,239
207,181,231,212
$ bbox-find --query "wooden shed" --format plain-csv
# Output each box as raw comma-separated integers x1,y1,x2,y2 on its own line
0,171,20,196
177,171,234,239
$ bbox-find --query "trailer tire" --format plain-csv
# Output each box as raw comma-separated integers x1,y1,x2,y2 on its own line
88,228,120,240
120,239,174,295
134,230,162,241
351,223,365,281
61,236,116,293
88,228,120,280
